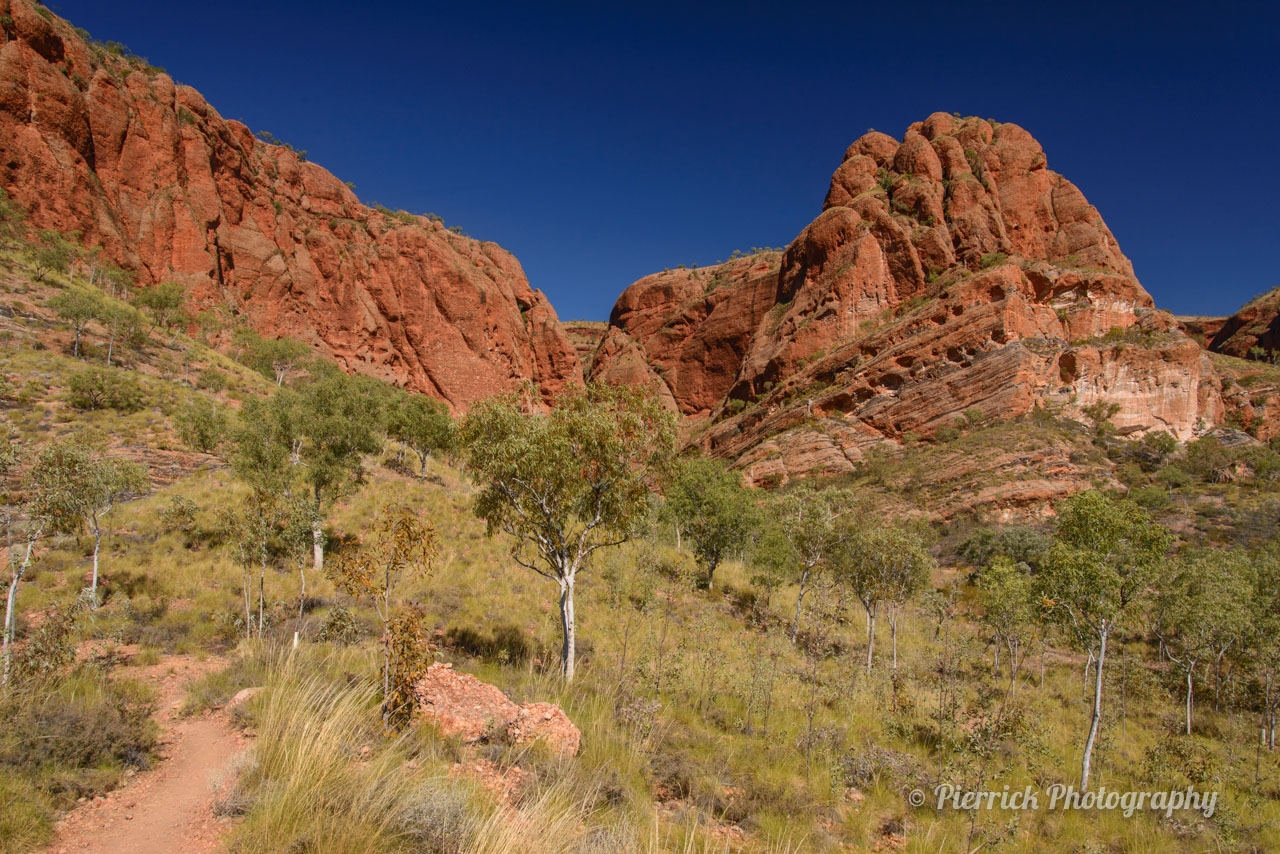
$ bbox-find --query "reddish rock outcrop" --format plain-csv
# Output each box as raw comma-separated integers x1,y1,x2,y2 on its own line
507,702,581,755
412,663,580,755
1206,288,1280,362
0,0,578,408
413,663,519,742
592,114,1227,486
584,255,783,415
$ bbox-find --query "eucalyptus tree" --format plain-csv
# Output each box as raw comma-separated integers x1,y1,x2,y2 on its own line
1151,548,1252,735
664,457,758,590
232,369,384,573
387,390,456,476
832,520,934,673
4,441,88,683
1038,489,1171,791
461,382,675,682
975,555,1039,690
34,442,146,606
48,288,104,357
766,485,859,642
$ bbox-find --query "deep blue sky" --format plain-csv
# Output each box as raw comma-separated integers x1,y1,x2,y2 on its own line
48,0,1279,321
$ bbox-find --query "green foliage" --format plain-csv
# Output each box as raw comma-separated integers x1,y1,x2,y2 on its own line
66,365,145,412
1081,400,1121,436
1151,548,1254,732
978,252,1007,269
664,457,759,589
28,230,78,281
47,288,104,357
174,395,229,454
958,525,1050,570
254,130,306,160
461,382,675,680
196,367,228,392
131,280,187,332
386,391,456,476
1041,490,1171,630
235,330,311,385
317,606,363,645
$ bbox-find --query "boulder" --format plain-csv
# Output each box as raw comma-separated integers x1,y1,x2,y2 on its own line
507,702,581,756
412,663,518,742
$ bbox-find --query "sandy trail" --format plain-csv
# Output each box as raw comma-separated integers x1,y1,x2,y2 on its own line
43,650,248,854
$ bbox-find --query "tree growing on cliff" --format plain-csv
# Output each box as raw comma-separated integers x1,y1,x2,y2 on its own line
238,332,312,386
132,280,187,342
1039,490,1171,790
461,383,675,682
664,457,758,590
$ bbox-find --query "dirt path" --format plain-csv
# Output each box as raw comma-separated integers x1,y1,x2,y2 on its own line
43,649,250,854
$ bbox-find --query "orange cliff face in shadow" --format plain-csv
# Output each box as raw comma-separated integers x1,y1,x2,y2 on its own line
0,0,579,410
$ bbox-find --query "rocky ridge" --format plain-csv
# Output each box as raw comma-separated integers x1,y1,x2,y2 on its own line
586,113,1225,493
0,0,579,409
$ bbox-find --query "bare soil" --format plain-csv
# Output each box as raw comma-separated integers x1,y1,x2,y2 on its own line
42,649,249,854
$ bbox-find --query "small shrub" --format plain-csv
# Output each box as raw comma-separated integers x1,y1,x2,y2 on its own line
67,366,145,412
196,367,227,392
174,396,228,453
159,496,198,537
317,606,362,646
394,780,476,853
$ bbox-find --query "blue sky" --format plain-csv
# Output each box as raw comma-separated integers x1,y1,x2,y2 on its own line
48,0,1279,321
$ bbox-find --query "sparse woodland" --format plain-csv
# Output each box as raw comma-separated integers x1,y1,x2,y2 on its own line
2,191,1280,853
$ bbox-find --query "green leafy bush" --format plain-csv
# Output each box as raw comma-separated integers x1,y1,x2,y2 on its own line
67,366,145,412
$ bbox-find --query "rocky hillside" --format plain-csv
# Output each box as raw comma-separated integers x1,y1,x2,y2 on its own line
586,114,1225,489
1206,287,1280,361
0,0,579,409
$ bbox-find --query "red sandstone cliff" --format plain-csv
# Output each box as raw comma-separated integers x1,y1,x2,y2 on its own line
588,114,1224,489
0,0,579,408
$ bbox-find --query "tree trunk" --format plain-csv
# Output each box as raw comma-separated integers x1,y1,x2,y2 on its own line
312,517,324,573
865,606,876,674
258,558,266,637
4,529,38,686
1080,628,1108,791
1185,666,1194,736
559,575,577,682
889,607,899,673
2,570,18,686
791,568,810,643
243,570,252,641
90,519,102,608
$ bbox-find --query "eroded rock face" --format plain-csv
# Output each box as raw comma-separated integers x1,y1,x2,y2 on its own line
0,0,578,408
1207,288,1280,361
584,255,783,415
592,114,1226,487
